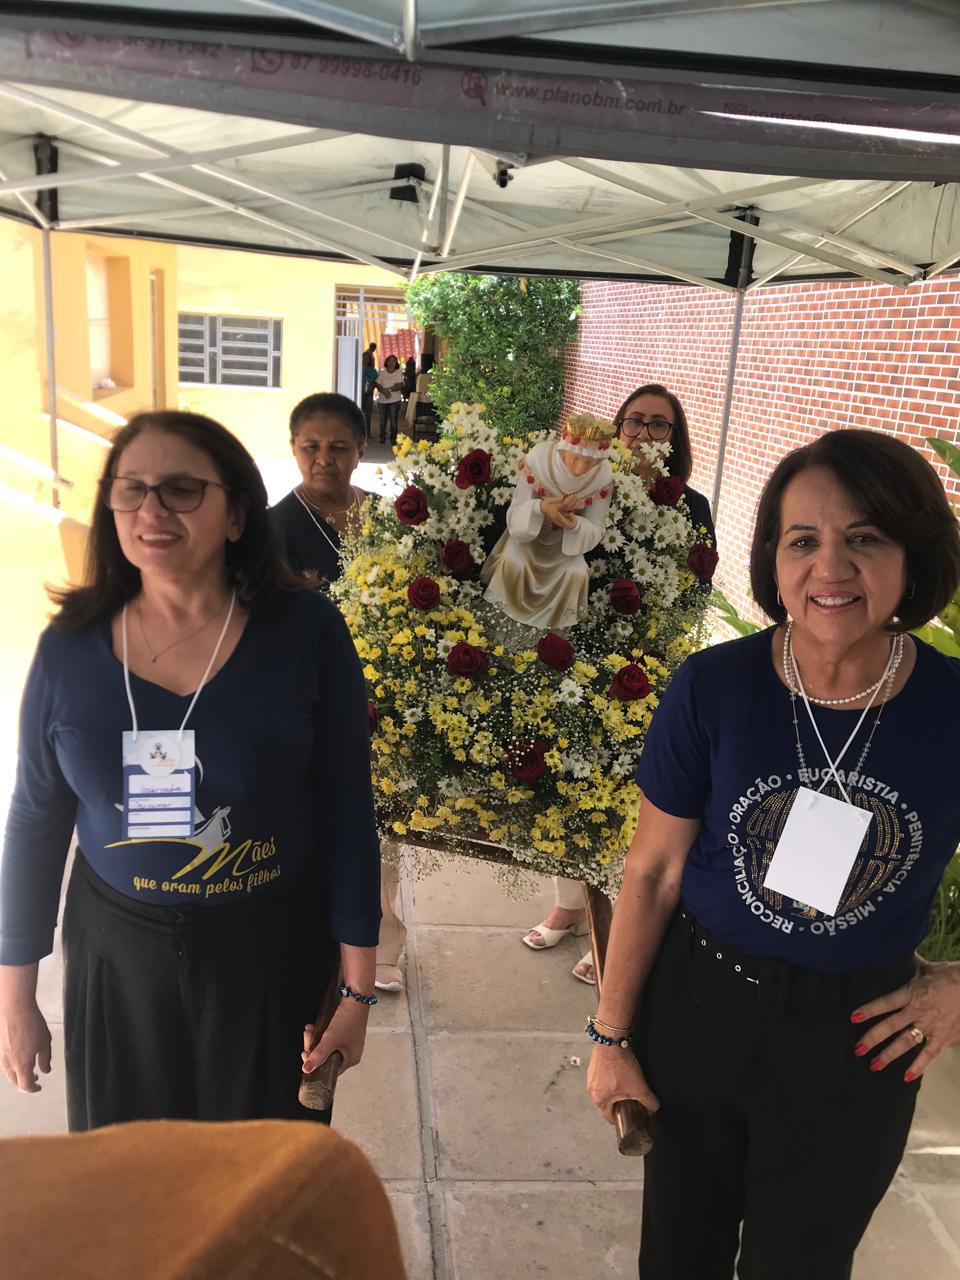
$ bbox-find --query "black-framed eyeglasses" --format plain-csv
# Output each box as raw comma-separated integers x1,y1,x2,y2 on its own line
100,475,231,513
618,415,674,441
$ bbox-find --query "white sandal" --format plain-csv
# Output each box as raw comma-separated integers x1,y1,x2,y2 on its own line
522,919,590,950
572,951,597,985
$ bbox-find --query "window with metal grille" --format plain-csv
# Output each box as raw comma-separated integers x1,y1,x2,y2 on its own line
178,314,283,388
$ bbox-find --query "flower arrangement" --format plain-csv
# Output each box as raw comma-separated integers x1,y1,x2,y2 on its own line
333,404,715,886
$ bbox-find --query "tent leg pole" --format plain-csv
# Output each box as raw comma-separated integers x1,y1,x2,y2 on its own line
41,226,60,510
710,288,744,527
710,212,757,527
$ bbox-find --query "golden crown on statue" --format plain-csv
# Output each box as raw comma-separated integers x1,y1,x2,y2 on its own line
561,413,617,453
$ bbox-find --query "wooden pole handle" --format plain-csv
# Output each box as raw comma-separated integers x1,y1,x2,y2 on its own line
586,885,654,1158
614,1099,652,1156
298,1049,343,1111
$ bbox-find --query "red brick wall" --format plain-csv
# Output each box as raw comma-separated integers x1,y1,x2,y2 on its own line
563,275,960,622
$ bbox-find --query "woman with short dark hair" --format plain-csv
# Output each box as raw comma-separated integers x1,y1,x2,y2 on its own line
0,410,381,1129
588,428,960,1279
273,392,368,588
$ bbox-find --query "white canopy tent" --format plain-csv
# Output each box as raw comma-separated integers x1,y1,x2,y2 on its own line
0,0,958,506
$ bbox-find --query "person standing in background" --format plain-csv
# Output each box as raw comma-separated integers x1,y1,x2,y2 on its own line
375,356,404,446
360,353,379,441
273,392,409,994
523,382,718,984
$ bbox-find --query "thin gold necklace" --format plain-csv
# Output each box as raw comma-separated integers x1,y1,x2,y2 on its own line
137,597,228,665
296,484,360,527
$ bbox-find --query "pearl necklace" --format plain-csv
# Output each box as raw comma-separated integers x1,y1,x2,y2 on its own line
296,484,360,527
783,621,904,706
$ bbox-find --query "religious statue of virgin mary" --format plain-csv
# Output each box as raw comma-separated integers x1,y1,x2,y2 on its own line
480,414,616,630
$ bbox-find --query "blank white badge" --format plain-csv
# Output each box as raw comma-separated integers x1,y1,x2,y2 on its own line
762,785,873,918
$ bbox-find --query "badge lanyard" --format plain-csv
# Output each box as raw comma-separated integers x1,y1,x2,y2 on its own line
792,636,897,804
762,635,897,918
120,592,236,840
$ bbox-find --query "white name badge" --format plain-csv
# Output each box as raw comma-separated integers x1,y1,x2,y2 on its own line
762,785,873,918
122,730,196,840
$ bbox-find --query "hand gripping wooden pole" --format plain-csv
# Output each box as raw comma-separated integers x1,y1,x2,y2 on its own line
585,886,653,1157
299,968,344,1111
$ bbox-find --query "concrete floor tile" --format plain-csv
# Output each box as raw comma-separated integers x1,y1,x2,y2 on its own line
412,860,557,927
371,984,412,1029
914,1182,960,1257
854,1172,960,1279
332,1029,424,1182
445,1183,642,1279
430,1033,637,1182
417,927,595,1031
909,1045,960,1149
386,1187,434,1280
0,1025,68,1137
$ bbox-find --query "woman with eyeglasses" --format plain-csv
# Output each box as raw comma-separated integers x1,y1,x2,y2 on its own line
614,382,716,549
523,383,718,983
0,410,381,1129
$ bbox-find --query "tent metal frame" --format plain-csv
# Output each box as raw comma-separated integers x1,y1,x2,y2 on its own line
2,1,957,528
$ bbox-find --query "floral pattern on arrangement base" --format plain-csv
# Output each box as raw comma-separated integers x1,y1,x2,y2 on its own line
333,404,714,886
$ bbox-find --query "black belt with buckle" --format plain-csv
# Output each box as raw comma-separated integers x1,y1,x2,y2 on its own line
676,905,915,1017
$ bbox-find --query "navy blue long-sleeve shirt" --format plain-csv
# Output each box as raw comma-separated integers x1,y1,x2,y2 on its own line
0,589,381,964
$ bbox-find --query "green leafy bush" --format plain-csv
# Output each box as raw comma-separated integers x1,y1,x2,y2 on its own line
407,274,580,441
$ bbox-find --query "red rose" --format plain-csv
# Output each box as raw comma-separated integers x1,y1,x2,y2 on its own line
506,737,549,783
649,476,686,506
687,543,719,581
447,641,490,678
609,578,642,615
368,702,378,736
609,664,651,702
395,484,429,525
455,448,493,490
440,540,475,576
408,576,440,611
537,632,575,671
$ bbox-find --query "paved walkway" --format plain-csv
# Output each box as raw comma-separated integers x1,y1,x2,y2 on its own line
5,856,959,1278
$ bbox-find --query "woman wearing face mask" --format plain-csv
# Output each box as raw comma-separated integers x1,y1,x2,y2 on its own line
0,410,381,1129
523,384,718,983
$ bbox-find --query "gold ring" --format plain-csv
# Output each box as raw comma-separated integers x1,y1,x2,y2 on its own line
909,1025,924,1043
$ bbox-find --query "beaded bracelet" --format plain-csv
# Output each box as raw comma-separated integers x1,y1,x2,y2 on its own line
585,1016,631,1049
338,983,378,1007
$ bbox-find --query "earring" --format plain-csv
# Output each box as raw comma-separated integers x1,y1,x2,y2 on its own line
776,588,783,608
905,581,916,601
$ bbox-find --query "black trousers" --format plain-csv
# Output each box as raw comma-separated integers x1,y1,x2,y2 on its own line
636,910,921,1280
63,853,338,1132
378,400,401,441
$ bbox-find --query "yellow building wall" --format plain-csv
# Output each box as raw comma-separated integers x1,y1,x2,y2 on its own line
0,216,180,517
0,217,45,470
175,247,400,469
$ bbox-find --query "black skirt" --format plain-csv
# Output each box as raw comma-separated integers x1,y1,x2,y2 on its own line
63,852,338,1131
